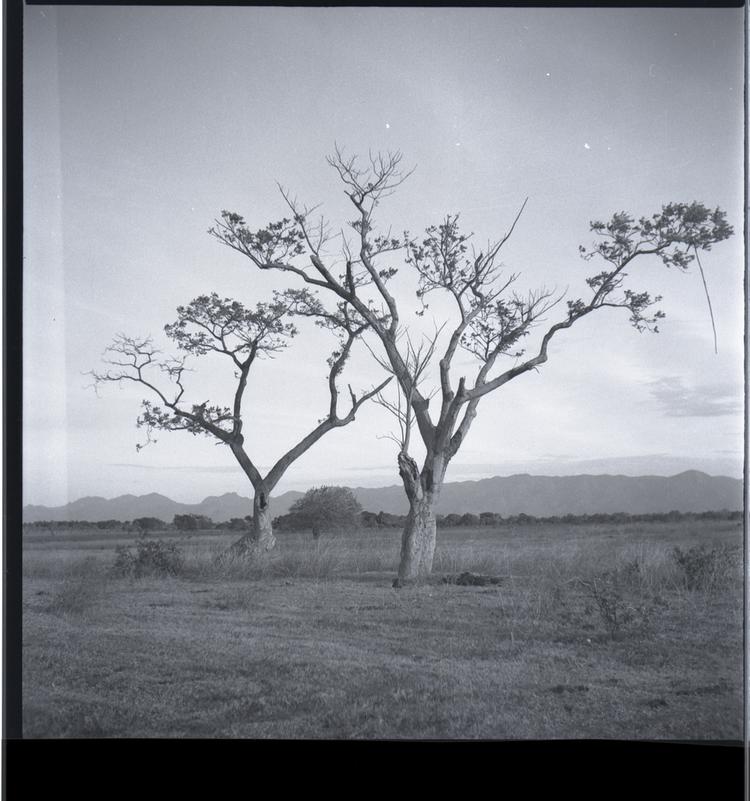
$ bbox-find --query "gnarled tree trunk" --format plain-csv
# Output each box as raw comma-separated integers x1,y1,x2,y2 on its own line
222,488,276,561
252,490,276,551
394,451,445,585
397,494,437,583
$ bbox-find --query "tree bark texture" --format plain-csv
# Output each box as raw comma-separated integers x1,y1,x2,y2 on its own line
397,494,437,583
395,450,445,583
221,489,275,561
252,490,276,551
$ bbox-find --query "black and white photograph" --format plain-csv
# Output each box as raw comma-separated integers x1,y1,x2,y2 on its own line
18,4,745,743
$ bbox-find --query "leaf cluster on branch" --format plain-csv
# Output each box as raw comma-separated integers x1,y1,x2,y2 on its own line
89,281,391,476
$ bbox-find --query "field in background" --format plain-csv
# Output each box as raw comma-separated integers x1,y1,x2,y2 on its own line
22,520,744,739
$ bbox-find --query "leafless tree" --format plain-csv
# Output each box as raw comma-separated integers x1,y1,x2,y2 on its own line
89,289,389,557
209,147,733,582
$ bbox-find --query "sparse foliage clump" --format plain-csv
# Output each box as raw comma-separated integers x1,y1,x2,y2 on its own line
578,561,667,639
111,535,184,578
671,544,738,592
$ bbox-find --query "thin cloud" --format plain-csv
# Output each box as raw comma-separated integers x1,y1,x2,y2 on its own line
647,377,742,418
108,463,257,473
342,465,403,472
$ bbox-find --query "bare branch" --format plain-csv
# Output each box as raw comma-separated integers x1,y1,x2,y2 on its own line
326,144,415,204
374,381,416,455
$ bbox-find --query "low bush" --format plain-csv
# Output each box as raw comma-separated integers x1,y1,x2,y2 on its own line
110,535,184,578
577,561,667,639
671,544,738,592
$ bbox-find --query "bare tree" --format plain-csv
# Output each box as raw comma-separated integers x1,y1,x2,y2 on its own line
209,148,734,582
89,288,389,557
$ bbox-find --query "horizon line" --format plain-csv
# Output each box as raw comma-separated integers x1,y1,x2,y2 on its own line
23,468,743,509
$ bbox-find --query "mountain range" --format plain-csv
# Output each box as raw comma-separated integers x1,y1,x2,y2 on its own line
22,471,743,522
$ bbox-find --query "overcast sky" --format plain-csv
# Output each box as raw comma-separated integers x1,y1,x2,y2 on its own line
23,6,744,506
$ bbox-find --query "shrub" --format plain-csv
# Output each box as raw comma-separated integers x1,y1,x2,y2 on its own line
173,513,215,531
671,544,737,592
111,535,183,578
287,486,362,538
132,517,167,533
617,557,643,587
578,561,666,639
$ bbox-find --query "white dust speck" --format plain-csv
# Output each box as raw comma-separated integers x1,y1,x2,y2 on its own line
584,143,591,150
385,123,390,129
455,142,461,147
545,72,550,78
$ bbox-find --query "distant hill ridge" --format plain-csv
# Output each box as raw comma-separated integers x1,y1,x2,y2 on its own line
22,471,743,522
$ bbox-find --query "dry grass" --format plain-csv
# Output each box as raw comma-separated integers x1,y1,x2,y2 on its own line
21,520,744,739
40,558,109,617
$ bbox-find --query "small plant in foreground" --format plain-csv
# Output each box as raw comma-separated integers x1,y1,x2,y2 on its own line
111,535,184,578
578,561,666,639
671,544,737,592
46,558,104,616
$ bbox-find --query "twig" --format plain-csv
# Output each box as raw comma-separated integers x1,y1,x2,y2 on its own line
693,245,718,355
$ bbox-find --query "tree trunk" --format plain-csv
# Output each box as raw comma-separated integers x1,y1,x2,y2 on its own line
252,491,276,551
394,449,448,585
221,489,276,561
396,494,437,584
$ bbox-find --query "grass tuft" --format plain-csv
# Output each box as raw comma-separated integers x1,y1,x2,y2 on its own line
671,544,740,592
44,558,107,617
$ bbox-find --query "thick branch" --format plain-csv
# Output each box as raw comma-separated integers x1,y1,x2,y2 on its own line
465,307,591,402
264,376,391,491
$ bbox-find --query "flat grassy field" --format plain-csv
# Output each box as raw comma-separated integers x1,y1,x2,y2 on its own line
22,519,744,739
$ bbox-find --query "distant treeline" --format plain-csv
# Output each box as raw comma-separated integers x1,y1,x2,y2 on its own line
361,509,743,528
22,515,253,532
23,508,742,532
